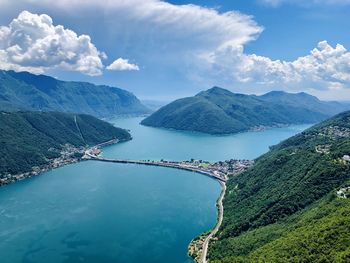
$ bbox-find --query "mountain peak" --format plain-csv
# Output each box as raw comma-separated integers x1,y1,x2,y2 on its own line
197,86,242,97
204,86,232,94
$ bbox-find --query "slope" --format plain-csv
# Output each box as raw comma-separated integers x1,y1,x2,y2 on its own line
0,111,131,177
0,70,150,117
208,111,350,262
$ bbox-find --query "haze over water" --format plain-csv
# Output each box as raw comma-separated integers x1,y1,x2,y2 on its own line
0,118,310,263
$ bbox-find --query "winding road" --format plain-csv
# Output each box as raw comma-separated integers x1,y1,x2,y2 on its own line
200,181,226,263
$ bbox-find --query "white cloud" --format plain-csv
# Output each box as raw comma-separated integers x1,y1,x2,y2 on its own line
107,58,139,71
0,0,263,52
203,41,350,93
0,11,104,76
0,1,263,79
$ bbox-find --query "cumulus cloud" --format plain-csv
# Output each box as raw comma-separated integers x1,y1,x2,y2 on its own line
107,58,139,71
203,41,350,91
0,11,105,75
0,1,263,80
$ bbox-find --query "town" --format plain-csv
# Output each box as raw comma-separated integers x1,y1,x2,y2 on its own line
0,144,86,186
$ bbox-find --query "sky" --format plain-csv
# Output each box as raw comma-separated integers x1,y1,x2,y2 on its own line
0,0,349,101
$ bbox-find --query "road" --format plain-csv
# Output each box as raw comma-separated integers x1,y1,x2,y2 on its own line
200,181,226,263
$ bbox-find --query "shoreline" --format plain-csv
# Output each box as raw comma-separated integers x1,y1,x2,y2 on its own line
0,139,120,187
140,122,312,137
188,181,226,263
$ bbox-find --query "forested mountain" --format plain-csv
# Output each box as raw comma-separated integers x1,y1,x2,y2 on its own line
141,87,350,134
0,70,150,117
209,111,350,262
260,90,348,115
0,111,131,178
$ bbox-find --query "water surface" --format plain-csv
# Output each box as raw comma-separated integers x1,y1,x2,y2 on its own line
0,117,311,263
104,117,311,161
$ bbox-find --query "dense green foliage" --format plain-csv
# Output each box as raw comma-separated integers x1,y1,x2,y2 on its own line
0,111,131,177
211,197,350,263
0,70,150,117
141,87,349,134
209,111,350,262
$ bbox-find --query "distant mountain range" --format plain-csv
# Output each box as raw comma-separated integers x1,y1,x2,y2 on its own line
0,70,150,117
141,87,350,134
0,111,131,180
209,110,350,262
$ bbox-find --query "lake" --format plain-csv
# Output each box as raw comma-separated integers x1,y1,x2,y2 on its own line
103,117,311,161
0,117,311,263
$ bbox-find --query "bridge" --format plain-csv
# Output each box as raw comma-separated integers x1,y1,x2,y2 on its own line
85,152,227,183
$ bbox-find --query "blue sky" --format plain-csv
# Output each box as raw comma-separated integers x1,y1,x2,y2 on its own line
0,0,349,101
171,0,350,60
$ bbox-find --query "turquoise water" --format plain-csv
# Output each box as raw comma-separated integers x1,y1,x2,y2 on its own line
104,117,311,161
0,117,311,263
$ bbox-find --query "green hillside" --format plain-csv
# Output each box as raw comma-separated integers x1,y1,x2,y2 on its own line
141,87,349,134
0,70,150,117
208,111,350,262
0,111,131,177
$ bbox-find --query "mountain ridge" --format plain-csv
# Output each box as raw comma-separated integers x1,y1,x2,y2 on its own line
0,70,150,117
141,87,350,134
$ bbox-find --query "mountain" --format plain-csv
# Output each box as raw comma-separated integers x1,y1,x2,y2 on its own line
141,87,350,134
208,111,350,262
0,111,131,179
0,70,150,117
260,90,348,115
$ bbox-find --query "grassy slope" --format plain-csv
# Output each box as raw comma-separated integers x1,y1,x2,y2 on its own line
208,111,350,262
0,111,131,176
